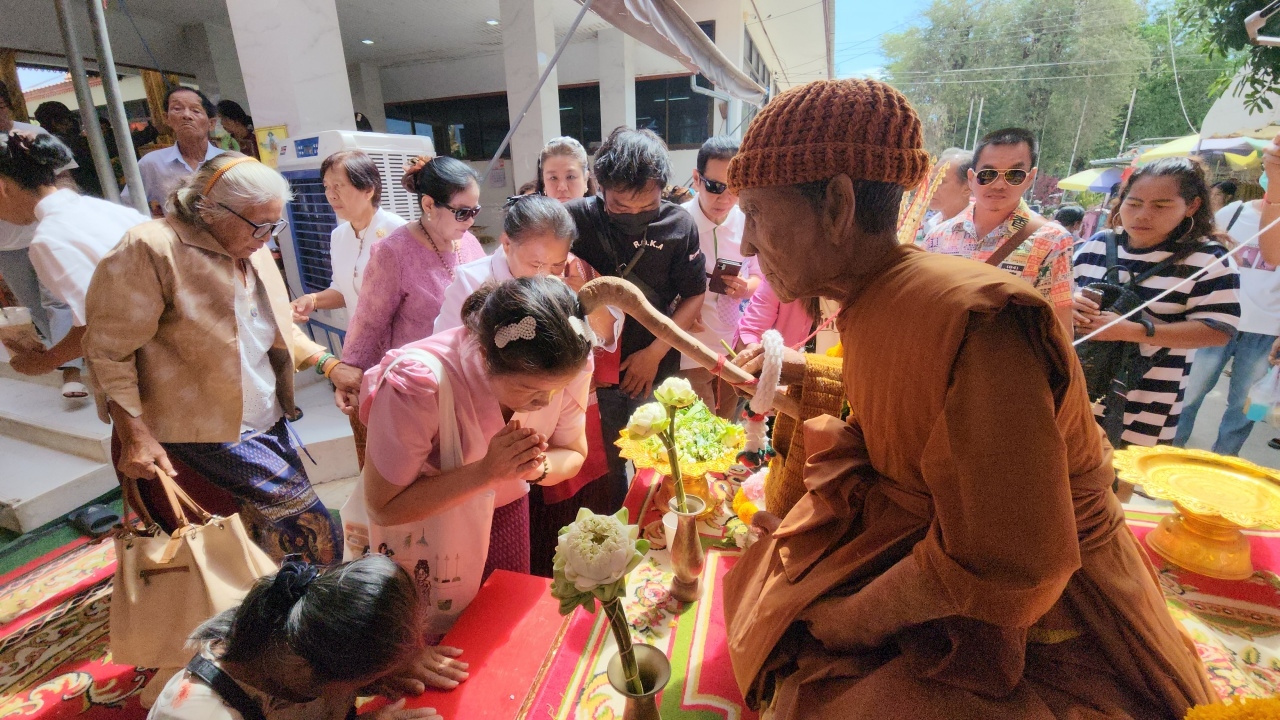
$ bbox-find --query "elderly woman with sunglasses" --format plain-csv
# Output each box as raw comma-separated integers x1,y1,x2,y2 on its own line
83,153,363,564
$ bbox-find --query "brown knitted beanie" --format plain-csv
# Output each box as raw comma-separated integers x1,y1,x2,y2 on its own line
728,79,930,192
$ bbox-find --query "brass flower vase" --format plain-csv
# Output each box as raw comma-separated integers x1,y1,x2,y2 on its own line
607,643,670,720
668,495,706,603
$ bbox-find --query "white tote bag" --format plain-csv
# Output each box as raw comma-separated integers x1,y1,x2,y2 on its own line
341,348,495,635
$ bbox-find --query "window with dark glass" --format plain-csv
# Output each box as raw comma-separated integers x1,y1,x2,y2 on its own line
382,94,511,161
559,85,602,147
634,21,715,149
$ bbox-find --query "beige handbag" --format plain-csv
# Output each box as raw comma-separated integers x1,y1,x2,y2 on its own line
110,469,277,669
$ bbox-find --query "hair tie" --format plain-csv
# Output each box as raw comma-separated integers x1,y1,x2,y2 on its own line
495,316,537,348
567,315,599,347
401,154,435,194
273,556,319,604
202,156,257,196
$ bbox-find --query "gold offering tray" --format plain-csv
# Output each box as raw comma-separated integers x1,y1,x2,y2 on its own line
1114,446,1280,580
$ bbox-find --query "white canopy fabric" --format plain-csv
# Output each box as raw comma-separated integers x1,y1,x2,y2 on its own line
1201,73,1280,138
581,0,767,106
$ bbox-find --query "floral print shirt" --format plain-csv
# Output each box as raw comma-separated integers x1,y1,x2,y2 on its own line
922,201,1075,307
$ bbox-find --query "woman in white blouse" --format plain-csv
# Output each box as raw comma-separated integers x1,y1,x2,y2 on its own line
291,150,405,322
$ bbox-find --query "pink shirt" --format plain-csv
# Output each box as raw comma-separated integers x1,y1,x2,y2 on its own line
735,276,814,348
360,327,591,509
341,225,485,370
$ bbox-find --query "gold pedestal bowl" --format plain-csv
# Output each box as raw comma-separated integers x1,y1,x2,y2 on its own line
1113,446,1280,580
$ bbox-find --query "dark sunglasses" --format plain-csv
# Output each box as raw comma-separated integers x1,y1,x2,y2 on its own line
218,202,289,239
439,202,482,222
974,168,1030,187
702,178,729,195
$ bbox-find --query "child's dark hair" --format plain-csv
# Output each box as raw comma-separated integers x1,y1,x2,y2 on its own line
0,132,72,190
461,276,593,376
401,156,478,210
1110,157,1224,246
193,555,421,684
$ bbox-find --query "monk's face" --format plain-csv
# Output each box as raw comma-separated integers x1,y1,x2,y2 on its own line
739,175,874,304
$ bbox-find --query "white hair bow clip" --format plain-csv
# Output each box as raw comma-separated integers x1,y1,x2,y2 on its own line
568,316,600,348
495,316,537,348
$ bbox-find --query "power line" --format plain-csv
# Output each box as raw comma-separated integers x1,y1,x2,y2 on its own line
1167,13,1199,134
787,67,1224,84
745,0,825,26
884,55,1199,77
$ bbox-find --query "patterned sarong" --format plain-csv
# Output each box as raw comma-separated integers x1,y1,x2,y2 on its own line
163,418,341,564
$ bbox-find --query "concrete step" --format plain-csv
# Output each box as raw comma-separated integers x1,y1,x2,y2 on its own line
0,435,116,533
0,361,63,389
0,375,109,460
0,376,109,462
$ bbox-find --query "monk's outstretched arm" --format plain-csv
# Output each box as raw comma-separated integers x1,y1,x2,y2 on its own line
802,309,1081,650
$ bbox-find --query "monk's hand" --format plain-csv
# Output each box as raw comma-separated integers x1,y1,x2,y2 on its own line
751,510,782,537
733,343,806,385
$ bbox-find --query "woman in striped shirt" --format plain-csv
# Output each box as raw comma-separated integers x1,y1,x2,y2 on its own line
1072,158,1240,447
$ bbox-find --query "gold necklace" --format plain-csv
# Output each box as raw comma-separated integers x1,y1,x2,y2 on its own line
418,217,460,279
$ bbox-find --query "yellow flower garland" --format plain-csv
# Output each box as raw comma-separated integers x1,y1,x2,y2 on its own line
732,487,759,526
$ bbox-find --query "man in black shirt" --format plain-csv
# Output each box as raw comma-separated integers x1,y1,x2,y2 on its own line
565,127,707,509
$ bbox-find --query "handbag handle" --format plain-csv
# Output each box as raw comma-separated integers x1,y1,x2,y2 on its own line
146,466,214,531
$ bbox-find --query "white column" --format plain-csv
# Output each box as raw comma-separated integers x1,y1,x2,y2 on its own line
500,0,561,188
224,0,355,136
598,26,636,138
185,22,249,107
359,63,388,132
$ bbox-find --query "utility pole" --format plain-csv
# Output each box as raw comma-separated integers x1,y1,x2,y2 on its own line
1068,95,1090,175
962,97,975,149
1118,87,1137,154
971,97,984,149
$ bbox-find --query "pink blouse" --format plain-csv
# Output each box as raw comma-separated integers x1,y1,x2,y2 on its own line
735,276,815,348
360,327,592,509
341,225,485,370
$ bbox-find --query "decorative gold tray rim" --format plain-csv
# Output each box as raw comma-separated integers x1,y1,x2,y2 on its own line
1113,446,1280,527
615,432,743,479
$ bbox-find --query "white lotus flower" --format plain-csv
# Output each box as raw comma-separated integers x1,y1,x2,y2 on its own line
626,402,670,440
555,507,640,592
654,376,698,409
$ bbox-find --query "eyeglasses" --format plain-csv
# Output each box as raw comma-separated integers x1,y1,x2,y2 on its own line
702,178,729,195
439,202,482,222
974,168,1030,187
218,202,289,239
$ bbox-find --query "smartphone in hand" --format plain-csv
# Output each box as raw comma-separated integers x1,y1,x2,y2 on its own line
708,258,743,295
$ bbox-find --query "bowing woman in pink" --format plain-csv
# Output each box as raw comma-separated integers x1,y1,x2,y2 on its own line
360,276,595,579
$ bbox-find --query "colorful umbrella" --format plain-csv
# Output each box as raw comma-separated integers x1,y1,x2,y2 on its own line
1058,167,1124,193
1137,135,1255,164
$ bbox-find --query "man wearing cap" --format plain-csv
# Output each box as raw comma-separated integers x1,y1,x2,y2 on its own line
722,79,1212,718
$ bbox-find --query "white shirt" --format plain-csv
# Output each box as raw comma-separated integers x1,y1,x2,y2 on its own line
679,197,753,369
327,208,406,318
123,142,224,215
28,189,147,325
1217,200,1280,336
0,122,50,252
236,267,284,432
434,246,624,347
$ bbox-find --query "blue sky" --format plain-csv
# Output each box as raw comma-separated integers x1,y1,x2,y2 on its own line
834,0,932,78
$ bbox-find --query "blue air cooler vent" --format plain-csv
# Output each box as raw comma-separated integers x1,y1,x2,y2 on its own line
283,169,339,294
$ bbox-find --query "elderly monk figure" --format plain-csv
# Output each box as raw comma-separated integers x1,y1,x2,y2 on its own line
722,79,1214,719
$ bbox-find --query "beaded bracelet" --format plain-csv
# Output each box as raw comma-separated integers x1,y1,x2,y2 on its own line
314,352,334,375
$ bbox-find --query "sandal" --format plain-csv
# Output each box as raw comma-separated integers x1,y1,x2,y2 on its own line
67,504,121,537
62,380,88,399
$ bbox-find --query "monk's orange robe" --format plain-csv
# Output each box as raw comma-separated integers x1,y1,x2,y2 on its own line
724,246,1214,719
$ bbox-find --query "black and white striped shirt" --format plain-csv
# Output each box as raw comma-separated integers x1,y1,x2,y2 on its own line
1074,231,1241,446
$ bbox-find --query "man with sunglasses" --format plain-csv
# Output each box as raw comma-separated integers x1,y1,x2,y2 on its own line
679,136,761,417
923,128,1076,333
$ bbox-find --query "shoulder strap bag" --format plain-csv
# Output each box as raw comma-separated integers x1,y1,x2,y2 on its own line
110,468,278,669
